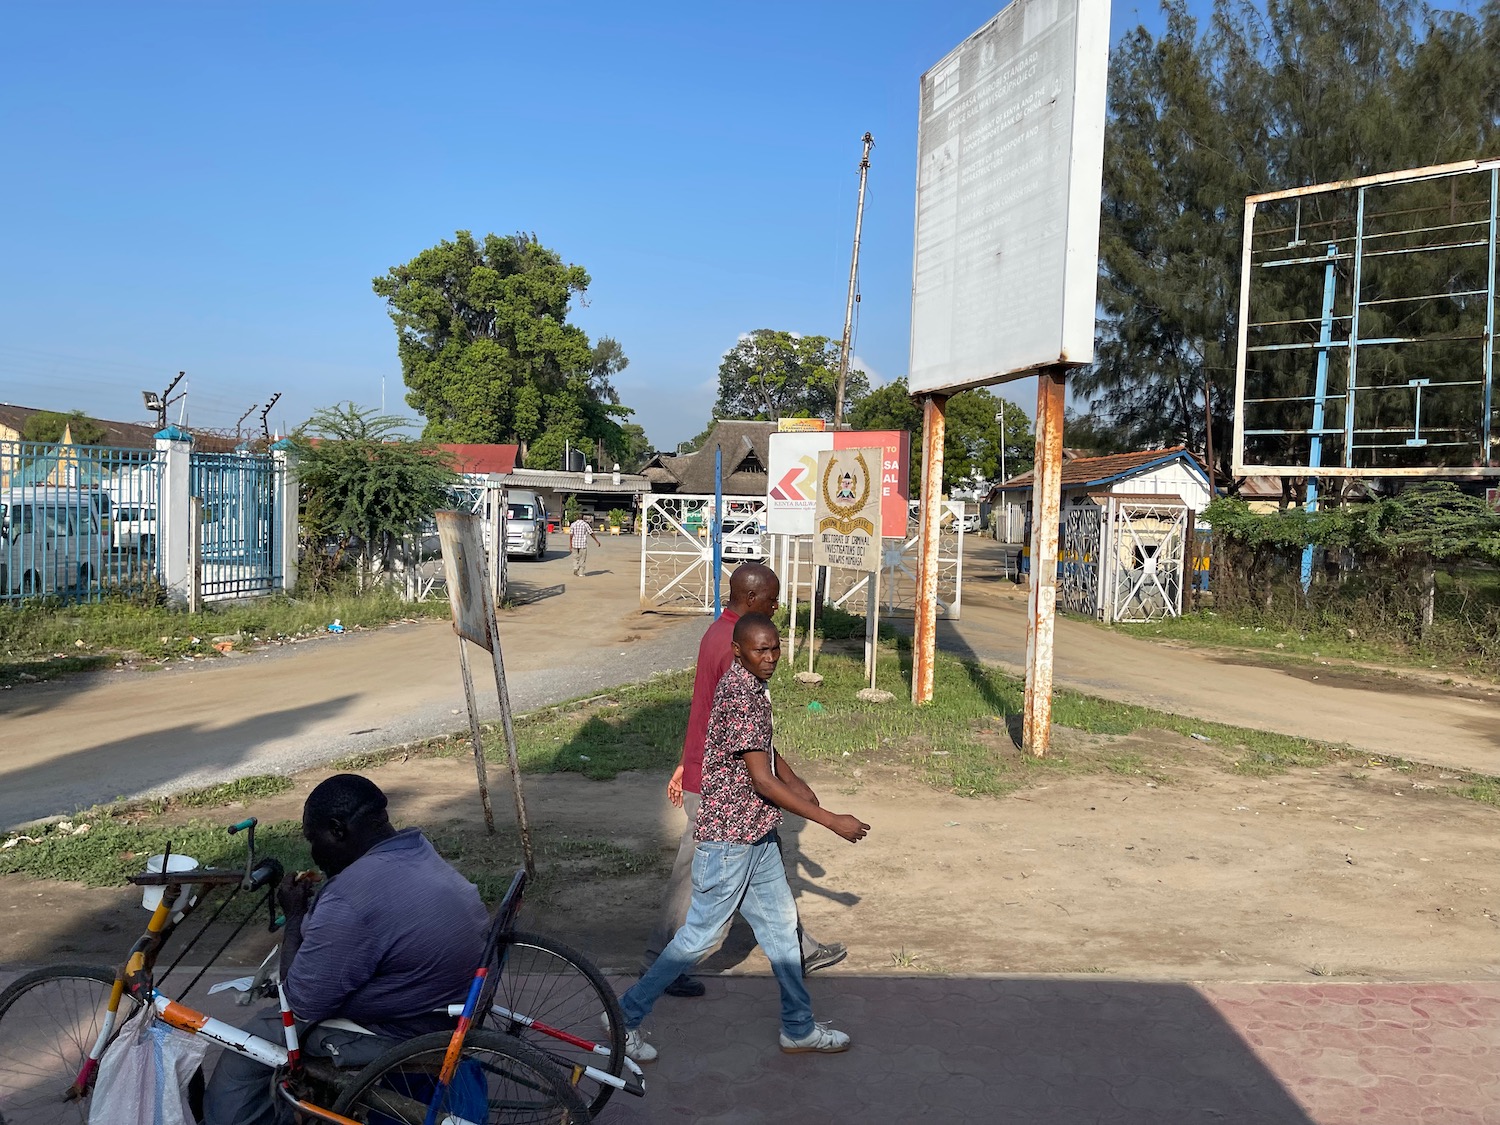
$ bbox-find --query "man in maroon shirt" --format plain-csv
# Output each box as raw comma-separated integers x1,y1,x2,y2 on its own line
640,562,846,997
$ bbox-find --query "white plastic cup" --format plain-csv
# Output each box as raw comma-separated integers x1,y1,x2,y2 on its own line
141,853,201,912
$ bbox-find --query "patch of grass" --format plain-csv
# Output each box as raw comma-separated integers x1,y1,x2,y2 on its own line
467,672,694,780
0,654,116,687
0,817,313,886
0,588,452,678
0,808,659,904
1051,690,1333,776
172,775,294,808
1458,777,1500,808
1110,607,1500,681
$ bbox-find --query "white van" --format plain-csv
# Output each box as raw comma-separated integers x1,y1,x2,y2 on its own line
502,489,548,560
0,488,103,596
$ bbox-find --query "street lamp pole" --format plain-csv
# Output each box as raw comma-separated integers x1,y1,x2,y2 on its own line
995,404,1007,541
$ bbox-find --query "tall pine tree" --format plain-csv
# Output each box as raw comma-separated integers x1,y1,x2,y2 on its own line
1081,0,1500,472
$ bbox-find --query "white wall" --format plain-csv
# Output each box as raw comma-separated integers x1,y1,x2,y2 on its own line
1108,462,1211,513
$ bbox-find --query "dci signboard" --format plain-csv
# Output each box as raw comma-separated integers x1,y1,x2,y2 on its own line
812,448,884,572
908,0,1109,394
767,430,910,537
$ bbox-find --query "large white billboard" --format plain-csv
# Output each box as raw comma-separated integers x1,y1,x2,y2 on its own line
908,0,1109,395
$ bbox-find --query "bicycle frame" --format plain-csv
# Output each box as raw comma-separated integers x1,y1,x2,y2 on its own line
62,824,636,1123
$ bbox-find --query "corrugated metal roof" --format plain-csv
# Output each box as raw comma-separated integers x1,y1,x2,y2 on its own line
991,446,1208,493
487,469,648,493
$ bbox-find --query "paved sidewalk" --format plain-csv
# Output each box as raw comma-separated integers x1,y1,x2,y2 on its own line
2,968,1494,1122
594,976,1500,1124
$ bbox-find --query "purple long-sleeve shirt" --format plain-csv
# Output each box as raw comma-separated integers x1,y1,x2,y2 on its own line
284,828,488,1037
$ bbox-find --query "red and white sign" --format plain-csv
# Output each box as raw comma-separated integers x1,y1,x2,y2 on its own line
767,430,910,536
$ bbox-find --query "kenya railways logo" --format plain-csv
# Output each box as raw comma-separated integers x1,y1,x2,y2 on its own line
818,451,875,536
771,455,818,501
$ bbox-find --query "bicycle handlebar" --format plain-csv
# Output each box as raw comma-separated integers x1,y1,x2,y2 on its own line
227,817,257,835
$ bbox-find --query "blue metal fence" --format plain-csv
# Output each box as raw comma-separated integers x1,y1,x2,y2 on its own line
189,451,281,598
0,440,161,604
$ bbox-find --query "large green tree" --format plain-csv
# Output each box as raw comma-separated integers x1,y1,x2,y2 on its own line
849,378,1033,493
373,231,636,466
710,329,868,422
1081,0,1500,473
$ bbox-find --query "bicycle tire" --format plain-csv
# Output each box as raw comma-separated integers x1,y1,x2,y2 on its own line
331,1027,591,1125
0,963,137,1125
487,931,626,1117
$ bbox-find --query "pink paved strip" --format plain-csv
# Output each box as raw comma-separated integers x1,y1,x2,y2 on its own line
1202,982,1500,1125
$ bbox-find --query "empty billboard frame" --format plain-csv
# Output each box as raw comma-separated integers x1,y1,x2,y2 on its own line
1233,159,1500,478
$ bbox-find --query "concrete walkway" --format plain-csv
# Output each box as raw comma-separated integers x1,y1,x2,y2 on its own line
593,975,1498,1124
4,967,1488,1124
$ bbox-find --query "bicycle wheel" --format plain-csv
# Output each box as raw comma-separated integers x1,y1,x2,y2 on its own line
331,1028,591,1125
487,932,625,1117
0,964,137,1125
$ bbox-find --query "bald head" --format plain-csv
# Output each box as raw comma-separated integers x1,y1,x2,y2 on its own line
727,563,780,616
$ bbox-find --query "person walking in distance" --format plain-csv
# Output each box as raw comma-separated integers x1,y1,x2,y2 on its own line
618,614,869,1061
641,562,846,1000
569,513,600,576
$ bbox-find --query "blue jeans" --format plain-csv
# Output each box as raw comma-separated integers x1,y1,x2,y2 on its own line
621,832,814,1039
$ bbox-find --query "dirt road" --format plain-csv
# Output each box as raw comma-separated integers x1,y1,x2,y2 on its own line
5,536,1499,831
0,539,701,829
931,542,1500,776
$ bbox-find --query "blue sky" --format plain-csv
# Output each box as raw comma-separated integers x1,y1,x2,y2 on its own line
0,0,1173,451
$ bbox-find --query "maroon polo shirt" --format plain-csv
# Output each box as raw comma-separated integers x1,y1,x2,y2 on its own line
680,608,739,795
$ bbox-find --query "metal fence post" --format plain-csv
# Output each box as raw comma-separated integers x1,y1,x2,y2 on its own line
156,428,194,607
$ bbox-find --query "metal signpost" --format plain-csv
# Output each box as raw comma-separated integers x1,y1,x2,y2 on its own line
435,509,536,877
907,0,1109,754
811,447,885,689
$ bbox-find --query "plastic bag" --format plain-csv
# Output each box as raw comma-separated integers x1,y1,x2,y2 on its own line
88,1008,207,1125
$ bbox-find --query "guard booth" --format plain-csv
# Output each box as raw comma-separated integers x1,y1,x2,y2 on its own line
1059,493,1190,623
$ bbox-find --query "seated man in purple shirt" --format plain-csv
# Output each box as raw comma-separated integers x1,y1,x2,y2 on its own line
203,774,489,1125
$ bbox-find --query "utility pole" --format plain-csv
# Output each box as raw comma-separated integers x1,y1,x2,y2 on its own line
833,132,874,431
259,393,282,443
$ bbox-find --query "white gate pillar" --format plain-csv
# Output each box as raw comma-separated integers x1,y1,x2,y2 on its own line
272,443,299,593
155,427,194,607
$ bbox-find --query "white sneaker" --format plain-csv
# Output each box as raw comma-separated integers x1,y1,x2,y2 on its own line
779,1022,851,1054
605,1013,658,1063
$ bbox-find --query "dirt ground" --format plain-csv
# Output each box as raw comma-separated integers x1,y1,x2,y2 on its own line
5,535,1500,984
6,726,1498,984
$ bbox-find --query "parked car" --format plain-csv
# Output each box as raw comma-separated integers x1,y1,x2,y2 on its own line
112,503,157,553
501,489,548,560
958,512,981,533
0,487,102,596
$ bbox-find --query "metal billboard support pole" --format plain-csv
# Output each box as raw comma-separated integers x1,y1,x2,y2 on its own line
1302,243,1339,592
912,394,948,704
455,637,497,837
1023,369,1067,756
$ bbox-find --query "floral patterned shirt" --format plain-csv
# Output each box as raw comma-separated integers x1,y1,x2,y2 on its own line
695,661,782,844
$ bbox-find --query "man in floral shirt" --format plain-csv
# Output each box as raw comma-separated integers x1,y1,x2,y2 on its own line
617,614,870,1062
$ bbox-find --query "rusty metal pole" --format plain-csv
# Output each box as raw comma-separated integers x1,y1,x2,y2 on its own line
1023,369,1067,756
912,394,948,704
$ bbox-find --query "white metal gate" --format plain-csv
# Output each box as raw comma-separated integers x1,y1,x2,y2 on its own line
639,494,768,612
1059,504,1102,617
821,502,965,619
1105,497,1188,623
